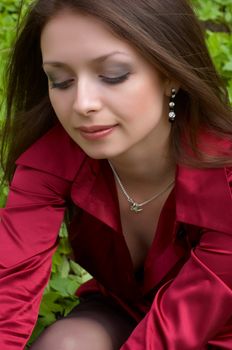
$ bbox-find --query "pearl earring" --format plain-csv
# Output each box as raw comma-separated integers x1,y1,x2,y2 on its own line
168,88,176,123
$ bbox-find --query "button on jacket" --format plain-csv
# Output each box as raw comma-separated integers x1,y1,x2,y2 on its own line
0,123,232,349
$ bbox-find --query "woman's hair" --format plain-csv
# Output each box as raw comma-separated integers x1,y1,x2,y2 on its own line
1,0,232,184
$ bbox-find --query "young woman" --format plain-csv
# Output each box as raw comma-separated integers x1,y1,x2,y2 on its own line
1,0,232,349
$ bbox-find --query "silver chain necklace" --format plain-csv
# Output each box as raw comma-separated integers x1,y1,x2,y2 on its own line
108,161,174,213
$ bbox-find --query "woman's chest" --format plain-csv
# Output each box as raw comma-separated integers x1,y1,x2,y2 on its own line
118,190,173,271
68,187,191,300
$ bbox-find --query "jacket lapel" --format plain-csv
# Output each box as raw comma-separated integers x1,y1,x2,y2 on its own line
142,188,188,295
70,158,142,299
71,158,121,233
143,164,232,294
70,159,232,297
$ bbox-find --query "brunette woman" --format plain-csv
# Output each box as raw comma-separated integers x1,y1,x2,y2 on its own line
1,0,232,349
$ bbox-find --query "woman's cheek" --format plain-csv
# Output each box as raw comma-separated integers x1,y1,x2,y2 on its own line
49,93,69,121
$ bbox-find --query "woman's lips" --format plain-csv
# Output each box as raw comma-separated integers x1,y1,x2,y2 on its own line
78,125,117,140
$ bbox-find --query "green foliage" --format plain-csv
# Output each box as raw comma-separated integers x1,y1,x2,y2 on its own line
0,179,8,206
192,0,232,101
0,0,30,114
207,31,232,100
192,0,232,28
26,224,91,347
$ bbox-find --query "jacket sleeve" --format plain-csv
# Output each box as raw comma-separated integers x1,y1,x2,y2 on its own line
0,164,71,350
121,224,232,348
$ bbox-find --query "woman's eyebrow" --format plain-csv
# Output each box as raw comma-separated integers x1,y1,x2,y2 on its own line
42,51,129,67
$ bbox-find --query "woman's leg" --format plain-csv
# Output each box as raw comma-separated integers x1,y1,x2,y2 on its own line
30,317,115,350
30,294,136,350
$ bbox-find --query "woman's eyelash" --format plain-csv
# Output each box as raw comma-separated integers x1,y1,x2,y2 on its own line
50,73,130,90
50,79,74,90
100,73,130,85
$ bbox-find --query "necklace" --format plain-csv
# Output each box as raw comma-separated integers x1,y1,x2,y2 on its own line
108,161,175,213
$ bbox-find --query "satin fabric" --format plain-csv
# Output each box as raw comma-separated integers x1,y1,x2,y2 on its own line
0,123,232,349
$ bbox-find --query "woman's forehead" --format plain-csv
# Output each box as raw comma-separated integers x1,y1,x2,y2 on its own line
40,11,140,65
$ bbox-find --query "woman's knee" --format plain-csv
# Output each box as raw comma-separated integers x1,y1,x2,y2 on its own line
30,317,114,350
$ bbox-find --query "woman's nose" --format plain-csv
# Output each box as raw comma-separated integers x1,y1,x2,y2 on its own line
72,77,102,116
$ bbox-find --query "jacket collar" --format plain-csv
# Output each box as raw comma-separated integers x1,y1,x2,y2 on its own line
71,157,122,233
71,158,232,235
70,158,232,295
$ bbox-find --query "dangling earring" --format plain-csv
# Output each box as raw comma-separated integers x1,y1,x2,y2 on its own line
168,88,176,123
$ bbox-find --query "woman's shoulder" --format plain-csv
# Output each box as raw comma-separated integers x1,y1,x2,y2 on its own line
176,162,232,235
198,129,232,158
15,123,87,181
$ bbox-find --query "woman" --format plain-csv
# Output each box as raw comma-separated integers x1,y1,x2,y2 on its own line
0,0,232,349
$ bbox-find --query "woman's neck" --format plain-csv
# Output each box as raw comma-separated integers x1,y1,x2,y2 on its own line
108,135,175,192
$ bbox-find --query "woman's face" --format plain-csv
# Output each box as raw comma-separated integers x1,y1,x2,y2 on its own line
41,11,173,160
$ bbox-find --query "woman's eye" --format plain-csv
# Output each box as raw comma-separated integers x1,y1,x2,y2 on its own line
100,73,130,85
50,79,74,90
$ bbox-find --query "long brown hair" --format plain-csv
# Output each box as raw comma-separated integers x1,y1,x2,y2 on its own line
1,0,232,184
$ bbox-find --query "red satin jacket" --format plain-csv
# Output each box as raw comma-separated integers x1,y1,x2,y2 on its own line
0,124,232,349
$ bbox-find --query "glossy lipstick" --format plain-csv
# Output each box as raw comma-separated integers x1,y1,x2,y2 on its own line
78,125,117,140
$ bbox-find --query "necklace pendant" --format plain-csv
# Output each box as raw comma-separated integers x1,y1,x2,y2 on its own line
130,202,143,213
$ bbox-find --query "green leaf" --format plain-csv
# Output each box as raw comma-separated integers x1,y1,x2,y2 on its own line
57,237,72,255
223,61,232,72
39,294,63,316
49,275,79,297
70,260,84,275
62,298,80,317
66,278,80,295
58,256,70,278
26,319,46,347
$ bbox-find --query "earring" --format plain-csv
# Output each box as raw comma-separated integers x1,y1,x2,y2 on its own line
168,88,176,123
